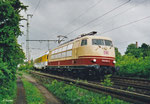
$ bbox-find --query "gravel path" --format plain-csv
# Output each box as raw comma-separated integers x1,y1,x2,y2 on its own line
15,78,27,104
23,73,62,104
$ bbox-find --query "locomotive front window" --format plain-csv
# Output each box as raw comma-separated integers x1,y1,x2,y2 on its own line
105,40,113,46
92,39,104,45
81,39,87,46
92,39,113,46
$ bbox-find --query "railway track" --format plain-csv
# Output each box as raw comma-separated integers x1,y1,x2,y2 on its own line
111,76,150,89
110,76,150,95
30,71,150,104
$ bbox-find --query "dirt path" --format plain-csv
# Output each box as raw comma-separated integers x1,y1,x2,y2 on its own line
23,73,62,104
15,78,27,104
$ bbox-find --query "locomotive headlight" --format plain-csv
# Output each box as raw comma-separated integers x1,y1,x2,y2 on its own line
113,60,116,64
92,59,97,63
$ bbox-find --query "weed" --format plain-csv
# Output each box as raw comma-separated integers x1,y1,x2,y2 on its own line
127,87,135,91
101,75,114,87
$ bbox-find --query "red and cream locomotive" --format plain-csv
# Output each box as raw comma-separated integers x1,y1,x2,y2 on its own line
34,31,116,77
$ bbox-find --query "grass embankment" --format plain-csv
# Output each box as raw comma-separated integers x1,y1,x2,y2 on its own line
44,80,130,104
22,79,45,104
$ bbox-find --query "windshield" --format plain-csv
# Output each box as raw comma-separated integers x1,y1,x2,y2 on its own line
92,39,113,46
92,39,104,45
105,40,113,46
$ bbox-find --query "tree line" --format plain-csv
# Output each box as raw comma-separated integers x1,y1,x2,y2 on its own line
115,43,150,78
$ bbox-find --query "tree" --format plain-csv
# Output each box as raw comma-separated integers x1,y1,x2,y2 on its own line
115,47,121,61
125,43,141,58
140,43,150,58
0,0,27,100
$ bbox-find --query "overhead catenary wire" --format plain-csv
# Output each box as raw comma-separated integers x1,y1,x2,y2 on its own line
100,15,150,35
59,0,131,42
66,0,131,36
93,0,146,27
33,0,42,16
52,0,104,35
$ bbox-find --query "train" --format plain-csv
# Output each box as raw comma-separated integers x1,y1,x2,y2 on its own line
34,31,116,78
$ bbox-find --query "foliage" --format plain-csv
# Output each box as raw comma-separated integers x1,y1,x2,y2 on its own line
0,0,26,75
0,79,17,104
140,43,150,58
44,80,130,104
115,47,121,61
22,79,45,104
18,61,34,71
127,87,135,91
125,44,141,58
101,75,113,87
125,43,150,58
0,0,27,102
116,54,150,78
115,43,150,78
0,58,17,104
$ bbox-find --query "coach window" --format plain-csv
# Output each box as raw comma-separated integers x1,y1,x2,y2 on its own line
62,46,67,51
81,39,87,46
67,44,73,50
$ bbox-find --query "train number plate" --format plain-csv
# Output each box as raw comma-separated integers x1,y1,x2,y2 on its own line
104,51,109,55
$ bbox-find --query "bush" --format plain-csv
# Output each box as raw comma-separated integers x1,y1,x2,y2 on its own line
116,55,150,78
18,62,34,71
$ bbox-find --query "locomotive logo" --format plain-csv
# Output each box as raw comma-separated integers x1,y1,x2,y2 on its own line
104,50,109,55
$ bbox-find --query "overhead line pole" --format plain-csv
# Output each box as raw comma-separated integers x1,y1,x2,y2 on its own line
26,14,33,62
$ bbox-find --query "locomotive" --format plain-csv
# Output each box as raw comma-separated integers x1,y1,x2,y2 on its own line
34,31,116,77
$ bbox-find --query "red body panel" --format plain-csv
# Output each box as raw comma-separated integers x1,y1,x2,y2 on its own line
48,56,115,67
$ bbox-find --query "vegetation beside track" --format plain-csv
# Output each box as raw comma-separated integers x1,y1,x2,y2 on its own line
0,79,17,104
44,79,130,104
0,0,27,103
22,79,45,104
115,43,150,79
18,61,34,71
101,75,114,87
116,55,150,78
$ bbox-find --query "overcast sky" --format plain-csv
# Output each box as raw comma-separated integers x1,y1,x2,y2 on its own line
18,0,150,60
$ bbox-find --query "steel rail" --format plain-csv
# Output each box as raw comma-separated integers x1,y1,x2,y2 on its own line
111,76,150,82
111,76,150,91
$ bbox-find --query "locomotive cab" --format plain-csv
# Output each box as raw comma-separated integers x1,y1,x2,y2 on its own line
77,36,116,75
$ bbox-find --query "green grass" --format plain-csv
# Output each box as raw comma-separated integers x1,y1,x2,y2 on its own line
22,79,45,104
44,80,130,104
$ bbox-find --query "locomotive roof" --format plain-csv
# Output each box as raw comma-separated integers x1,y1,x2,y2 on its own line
59,35,112,46
47,35,112,52
49,31,112,51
